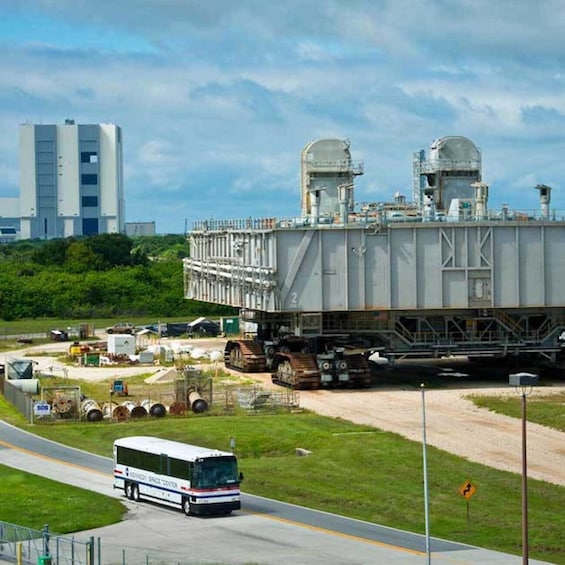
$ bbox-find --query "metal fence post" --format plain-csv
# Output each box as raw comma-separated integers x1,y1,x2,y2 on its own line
43,524,50,556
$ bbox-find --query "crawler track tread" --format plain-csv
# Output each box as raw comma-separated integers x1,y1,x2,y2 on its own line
224,340,267,373
345,353,373,387
271,352,320,390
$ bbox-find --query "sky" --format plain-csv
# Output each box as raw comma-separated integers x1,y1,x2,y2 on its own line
2,0,565,234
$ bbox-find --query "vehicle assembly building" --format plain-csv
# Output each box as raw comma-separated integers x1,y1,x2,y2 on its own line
184,136,565,389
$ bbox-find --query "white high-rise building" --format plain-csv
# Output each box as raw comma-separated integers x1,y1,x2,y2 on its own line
18,119,125,239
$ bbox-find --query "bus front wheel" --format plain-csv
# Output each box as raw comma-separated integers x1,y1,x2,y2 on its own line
182,498,191,516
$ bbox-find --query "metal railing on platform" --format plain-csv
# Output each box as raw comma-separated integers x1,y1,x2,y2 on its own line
191,208,565,233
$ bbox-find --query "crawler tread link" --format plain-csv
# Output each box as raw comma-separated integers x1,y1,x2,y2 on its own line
343,353,372,388
271,352,321,390
224,340,267,372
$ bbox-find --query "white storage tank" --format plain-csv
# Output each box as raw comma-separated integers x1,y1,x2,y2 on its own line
107,334,136,355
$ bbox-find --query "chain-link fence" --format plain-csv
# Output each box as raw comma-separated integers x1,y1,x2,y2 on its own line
0,522,95,565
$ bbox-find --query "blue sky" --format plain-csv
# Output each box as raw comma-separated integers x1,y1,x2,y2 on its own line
2,0,565,234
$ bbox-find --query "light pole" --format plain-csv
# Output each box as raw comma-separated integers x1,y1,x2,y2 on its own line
508,372,539,565
420,383,431,565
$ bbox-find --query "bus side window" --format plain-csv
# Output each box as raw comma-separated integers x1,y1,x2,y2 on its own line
169,457,190,480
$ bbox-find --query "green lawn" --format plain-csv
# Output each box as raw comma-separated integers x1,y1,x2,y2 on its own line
0,464,125,530
470,390,565,431
1,395,564,564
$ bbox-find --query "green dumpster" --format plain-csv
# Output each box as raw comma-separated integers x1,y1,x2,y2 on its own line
38,556,52,565
222,317,240,336
84,352,100,366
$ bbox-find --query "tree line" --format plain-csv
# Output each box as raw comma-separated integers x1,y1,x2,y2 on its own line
0,234,235,321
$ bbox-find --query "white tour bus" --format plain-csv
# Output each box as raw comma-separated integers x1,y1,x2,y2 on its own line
113,436,243,515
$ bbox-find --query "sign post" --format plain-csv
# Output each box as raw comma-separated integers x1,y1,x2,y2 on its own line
458,480,477,529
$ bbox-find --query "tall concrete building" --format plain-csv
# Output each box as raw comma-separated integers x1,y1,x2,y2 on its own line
18,119,125,239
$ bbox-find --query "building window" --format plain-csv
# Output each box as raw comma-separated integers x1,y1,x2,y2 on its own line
81,151,98,163
82,218,99,236
82,196,98,207
81,174,98,185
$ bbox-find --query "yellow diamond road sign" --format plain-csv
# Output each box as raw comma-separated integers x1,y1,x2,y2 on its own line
458,480,476,500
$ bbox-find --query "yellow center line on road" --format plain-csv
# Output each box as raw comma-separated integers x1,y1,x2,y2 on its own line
242,509,426,556
0,439,109,477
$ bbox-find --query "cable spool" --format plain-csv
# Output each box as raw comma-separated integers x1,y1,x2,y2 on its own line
188,391,208,413
168,401,187,416
52,395,74,414
102,402,128,421
81,399,103,422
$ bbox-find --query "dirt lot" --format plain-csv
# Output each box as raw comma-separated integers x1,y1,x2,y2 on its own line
4,337,564,486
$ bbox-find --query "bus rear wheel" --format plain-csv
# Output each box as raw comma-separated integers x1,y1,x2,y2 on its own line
182,498,191,516
125,482,134,499
132,484,140,502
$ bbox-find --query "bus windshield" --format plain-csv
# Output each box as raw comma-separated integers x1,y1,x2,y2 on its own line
193,456,239,488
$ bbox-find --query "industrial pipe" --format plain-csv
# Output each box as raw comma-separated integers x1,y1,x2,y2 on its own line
5,378,40,394
81,399,103,422
141,399,167,418
188,390,209,413
121,401,148,418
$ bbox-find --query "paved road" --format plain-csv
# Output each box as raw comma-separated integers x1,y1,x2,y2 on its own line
0,421,553,564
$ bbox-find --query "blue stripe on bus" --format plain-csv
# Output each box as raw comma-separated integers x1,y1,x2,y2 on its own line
115,475,239,500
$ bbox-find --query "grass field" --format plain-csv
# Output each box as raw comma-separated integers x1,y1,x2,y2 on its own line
0,316,207,340
1,392,564,564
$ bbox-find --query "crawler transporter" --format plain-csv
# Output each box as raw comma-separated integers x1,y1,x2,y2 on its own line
184,137,565,388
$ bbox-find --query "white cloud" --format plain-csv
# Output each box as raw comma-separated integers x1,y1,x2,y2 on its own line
1,0,565,232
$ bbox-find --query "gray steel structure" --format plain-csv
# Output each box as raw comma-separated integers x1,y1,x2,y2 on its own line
184,137,565,362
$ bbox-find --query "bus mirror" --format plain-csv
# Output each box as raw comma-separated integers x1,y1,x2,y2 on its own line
239,472,244,482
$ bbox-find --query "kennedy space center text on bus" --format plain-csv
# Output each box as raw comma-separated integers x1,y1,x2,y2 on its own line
113,436,243,515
